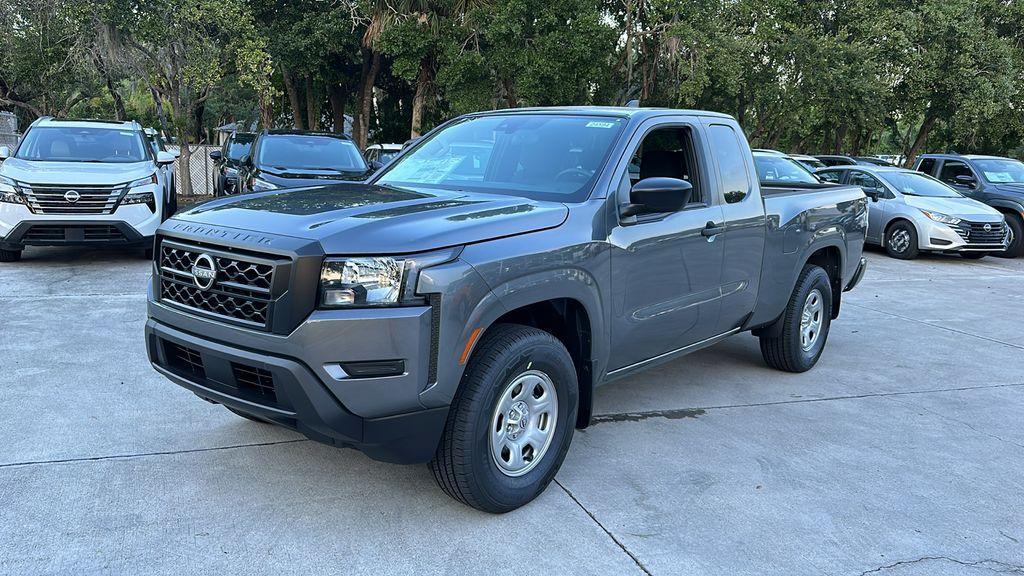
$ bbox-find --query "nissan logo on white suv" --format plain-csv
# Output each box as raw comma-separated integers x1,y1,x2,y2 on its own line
64,190,81,203
190,253,217,290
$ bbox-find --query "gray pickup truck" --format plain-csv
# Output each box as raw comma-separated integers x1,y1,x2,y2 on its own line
145,107,868,512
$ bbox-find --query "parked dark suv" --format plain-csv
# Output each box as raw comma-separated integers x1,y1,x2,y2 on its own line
235,131,375,195
209,132,255,196
913,154,1024,257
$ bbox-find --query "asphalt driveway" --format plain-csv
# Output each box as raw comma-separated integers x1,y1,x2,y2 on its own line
1,247,1022,575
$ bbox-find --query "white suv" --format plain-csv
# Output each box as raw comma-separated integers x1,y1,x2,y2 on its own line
0,118,176,261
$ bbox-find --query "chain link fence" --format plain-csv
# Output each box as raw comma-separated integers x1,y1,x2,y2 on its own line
0,132,19,151
167,144,220,197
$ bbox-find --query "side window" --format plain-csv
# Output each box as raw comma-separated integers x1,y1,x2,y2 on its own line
626,126,702,204
708,124,751,203
939,160,973,185
817,170,842,184
849,171,882,190
917,158,936,175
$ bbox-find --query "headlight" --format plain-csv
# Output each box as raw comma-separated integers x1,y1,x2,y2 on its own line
318,248,461,309
251,177,278,191
0,175,24,204
121,191,155,205
127,174,158,190
920,210,961,225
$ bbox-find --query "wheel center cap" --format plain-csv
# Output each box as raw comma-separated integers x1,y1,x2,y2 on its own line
506,401,530,440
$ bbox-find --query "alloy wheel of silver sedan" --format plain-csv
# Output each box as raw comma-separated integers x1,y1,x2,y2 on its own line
800,289,824,351
889,228,911,253
490,369,558,477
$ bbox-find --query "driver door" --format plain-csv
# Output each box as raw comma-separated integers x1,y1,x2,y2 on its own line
848,170,888,244
607,118,725,371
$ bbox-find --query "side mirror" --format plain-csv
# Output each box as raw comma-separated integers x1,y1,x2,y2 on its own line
954,174,977,187
621,177,693,218
156,151,176,165
0,146,9,160
369,160,384,171
863,188,880,201
209,150,223,161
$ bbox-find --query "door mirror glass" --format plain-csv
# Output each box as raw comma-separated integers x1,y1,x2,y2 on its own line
209,150,223,161
622,177,693,217
156,151,176,165
864,188,881,201
0,146,9,160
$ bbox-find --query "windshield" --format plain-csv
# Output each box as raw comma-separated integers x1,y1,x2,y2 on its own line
754,154,819,184
228,135,255,160
16,126,149,163
376,114,627,202
973,159,1024,184
881,171,961,198
257,135,367,172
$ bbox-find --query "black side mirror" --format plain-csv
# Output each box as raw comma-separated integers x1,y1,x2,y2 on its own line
863,188,880,201
209,150,223,161
954,174,977,187
621,177,693,218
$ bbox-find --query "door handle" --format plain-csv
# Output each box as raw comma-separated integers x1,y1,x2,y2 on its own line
701,222,725,237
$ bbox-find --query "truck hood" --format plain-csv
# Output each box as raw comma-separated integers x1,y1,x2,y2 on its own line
903,195,1001,220
170,183,569,254
256,166,371,187
990,183,1024,197
0,157,155,186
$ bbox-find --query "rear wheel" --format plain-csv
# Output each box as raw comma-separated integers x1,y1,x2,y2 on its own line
760,265,833,373
0,248,22,262
885,221,919,259
430,324,578,513
997,213,1023,258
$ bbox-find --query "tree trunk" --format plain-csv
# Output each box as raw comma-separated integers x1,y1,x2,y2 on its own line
305,76,319,130
281,65,304,129
503,78,518,108
175,129,194,197
904,114,937,168
150,87,169,136
328,83,348,134
410,59,431,138
353,50,381,149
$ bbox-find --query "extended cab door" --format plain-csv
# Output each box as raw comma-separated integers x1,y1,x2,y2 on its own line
847,169,890,244
607,117,726,371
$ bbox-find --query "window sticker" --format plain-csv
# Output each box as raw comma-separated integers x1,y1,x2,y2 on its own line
985,172,1014,183
585,121,617,129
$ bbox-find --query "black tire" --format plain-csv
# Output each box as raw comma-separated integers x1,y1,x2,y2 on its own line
959,252,987,260
759,265,833,373
884,220,920,259
0,248,22,262
997,213,1023,259
430,324,578,513
226,406,272,424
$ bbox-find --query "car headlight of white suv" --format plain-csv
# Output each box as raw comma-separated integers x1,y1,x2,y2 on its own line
121,174,158,210
0,175,25,204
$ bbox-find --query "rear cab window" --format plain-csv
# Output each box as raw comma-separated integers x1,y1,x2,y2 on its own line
707,124,752,203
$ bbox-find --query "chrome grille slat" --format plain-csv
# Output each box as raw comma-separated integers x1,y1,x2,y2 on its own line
21,184,124,215
157,240,279,329
954,220,1007,244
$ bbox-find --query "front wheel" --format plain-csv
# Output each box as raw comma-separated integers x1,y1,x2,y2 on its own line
998,213,1023,258
760,264,833,373
430,324,578,513
885,221,919,259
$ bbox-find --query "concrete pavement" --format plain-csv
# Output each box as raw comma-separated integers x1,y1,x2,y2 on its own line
1,246,1022,575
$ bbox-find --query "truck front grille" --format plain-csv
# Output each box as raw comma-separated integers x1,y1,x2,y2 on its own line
954,221,1007,245
21,184,124,215
157,239,281,330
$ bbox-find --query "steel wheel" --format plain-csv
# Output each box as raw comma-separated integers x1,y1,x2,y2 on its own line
800,289,824,351
489,369,558,477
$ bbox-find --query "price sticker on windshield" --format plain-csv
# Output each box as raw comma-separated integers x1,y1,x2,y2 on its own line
585,121,617,129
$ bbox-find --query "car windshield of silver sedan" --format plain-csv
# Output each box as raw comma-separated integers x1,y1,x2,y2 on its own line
377,114,627,202
881,172,962,198
973,159,1024,184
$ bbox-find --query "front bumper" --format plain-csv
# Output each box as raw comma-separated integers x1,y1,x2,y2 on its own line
0,202,160,249
146,297,449,464
919,219,1008,252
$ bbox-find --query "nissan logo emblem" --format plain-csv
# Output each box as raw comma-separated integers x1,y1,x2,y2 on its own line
191,253,217,290
984,223,992,232
64,190,81,203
